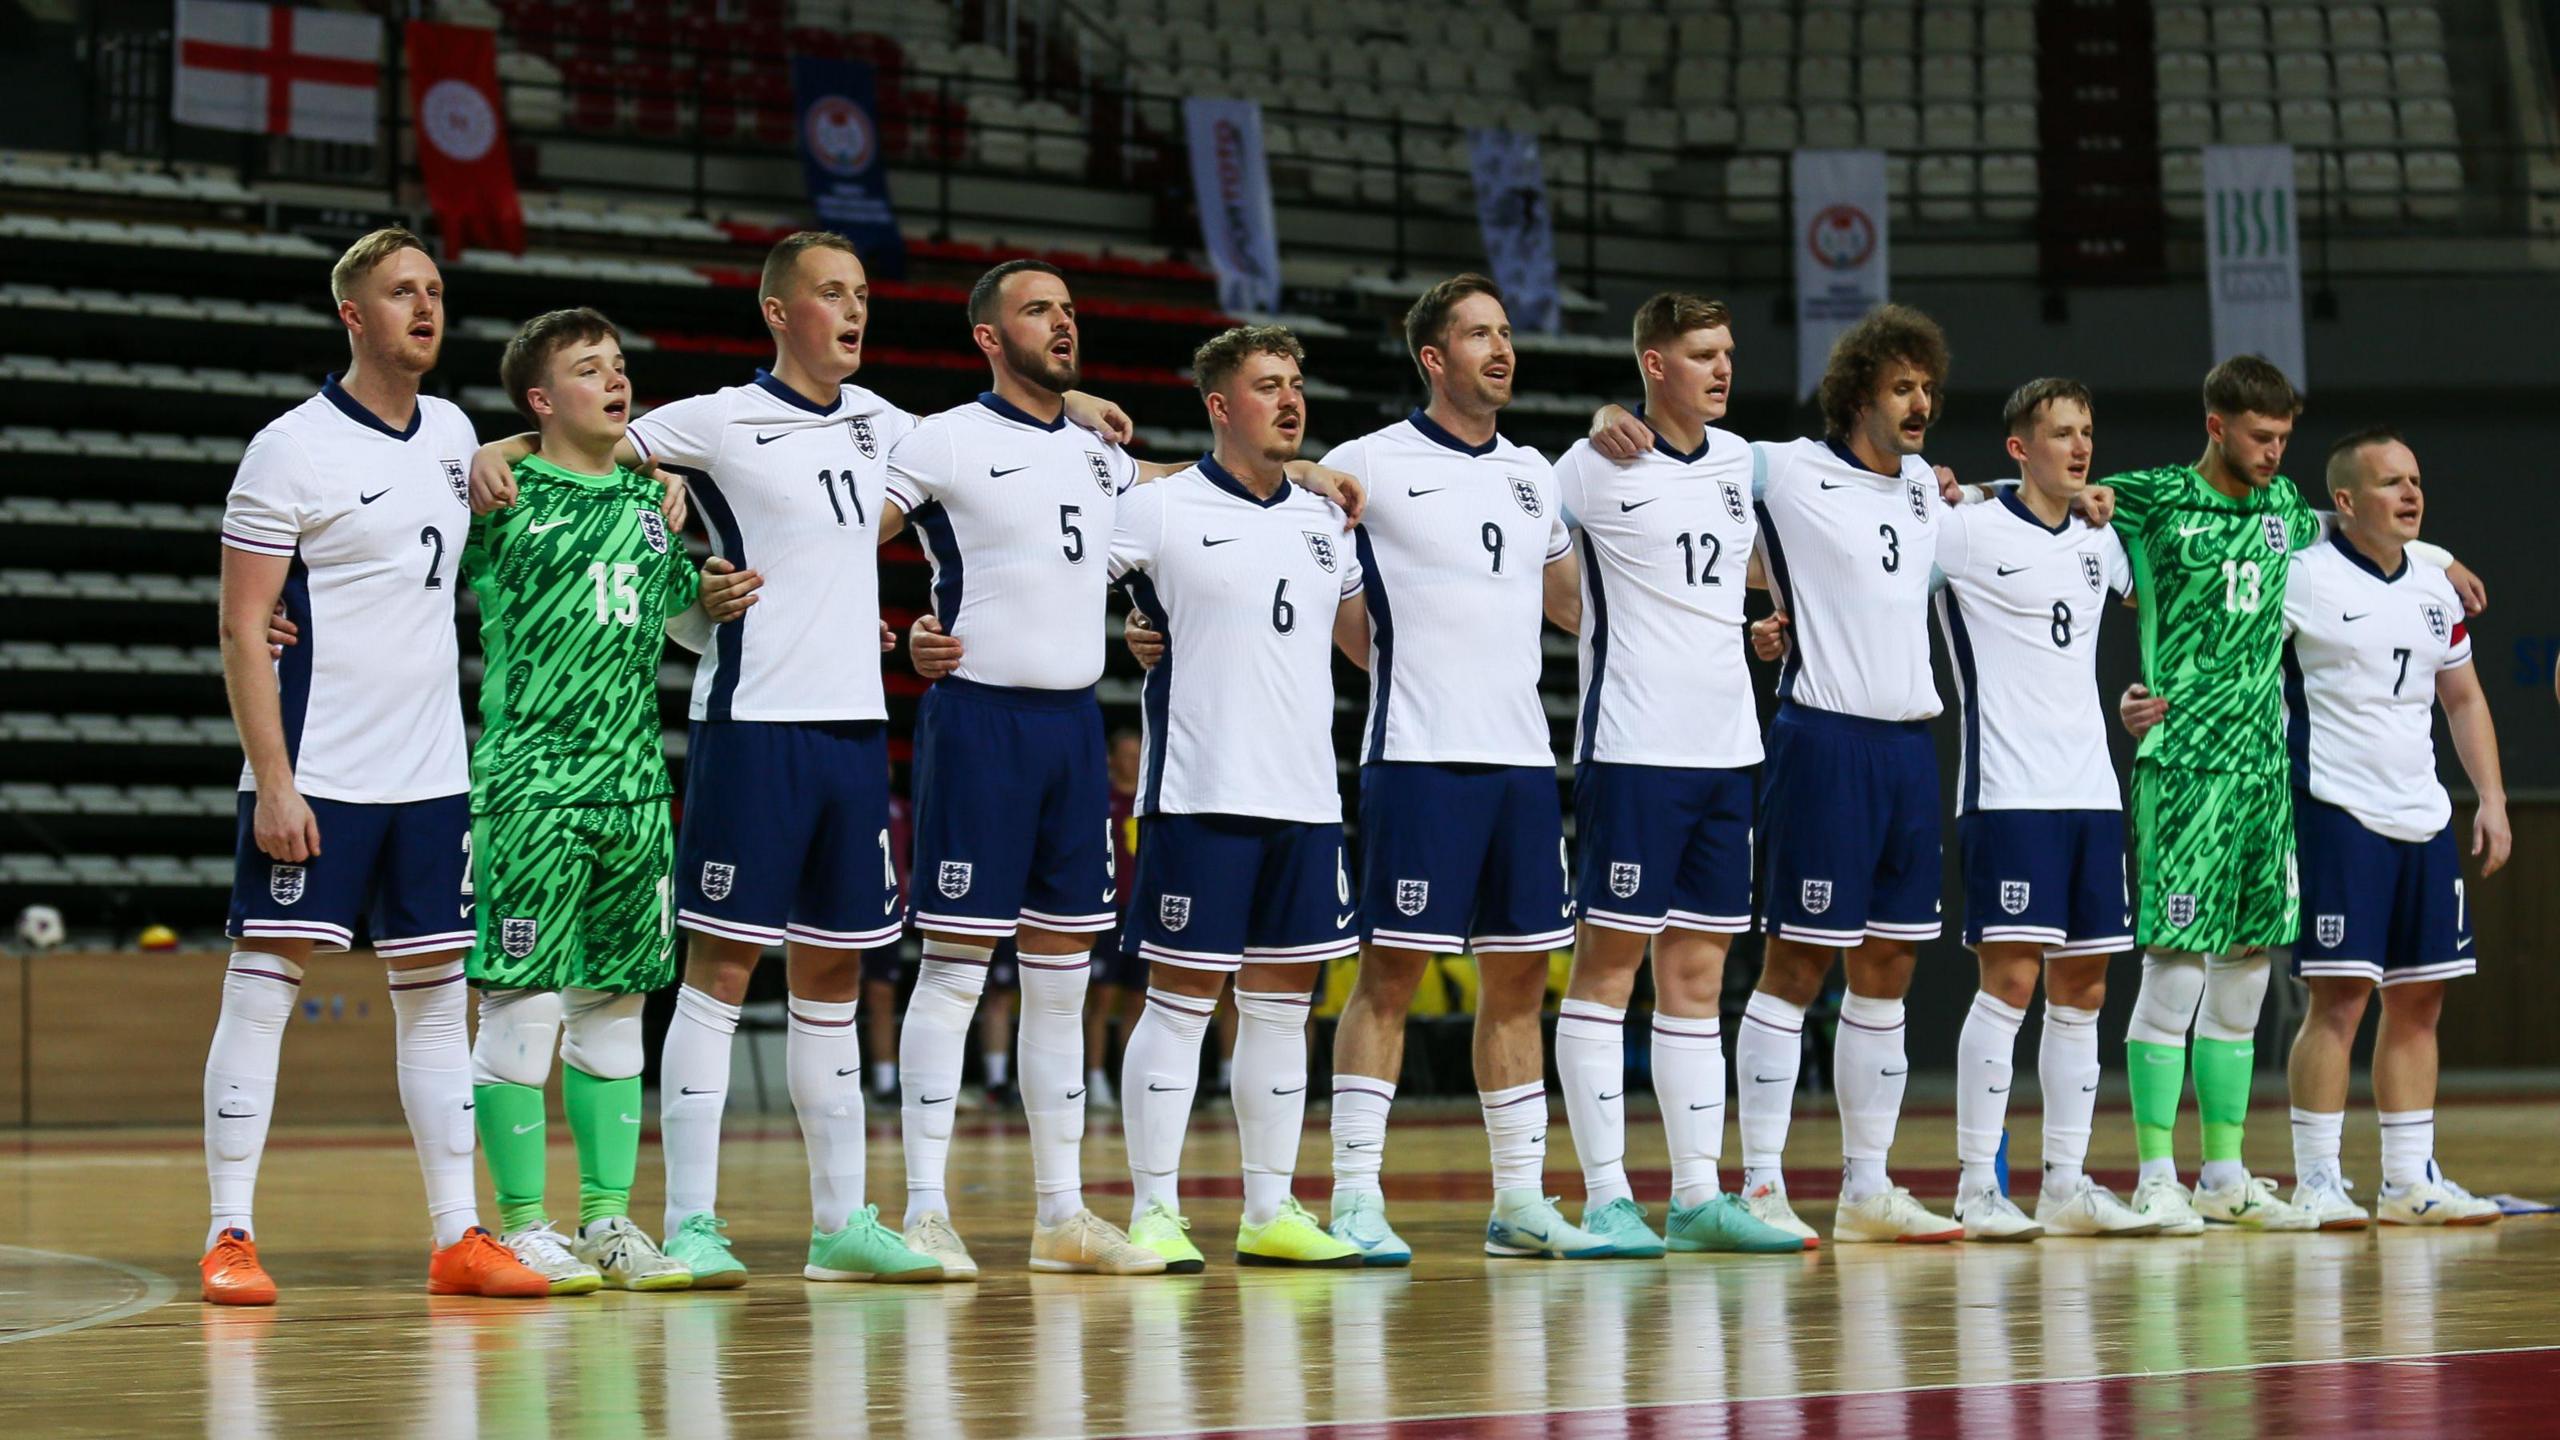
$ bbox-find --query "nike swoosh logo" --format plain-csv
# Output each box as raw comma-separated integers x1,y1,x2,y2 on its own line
2342,612,2368,622
1819,481,1850,490
513,1121,540,1134
216,1106,257,1119
1881,1066,1909,1077
2415,1199,2438,1214
991,465,1029,478
1146,1082,1188,1093
1513,1224,1552,1242
1272,1084,1307,1095
1067,1088,1087,1100
1995,564,2028,576
359,489,391,505
755,433,788,445
836,1067,860,1077
1335,913,1358,929
1988,1084,2011,1094
1752,1074,1787,1084
1201,536,1238,547
921,1094,954,1105
1597,1090,1623,1102
678,1087,717,1096
527,518,573,534
1345,1141,1376,1150
2177,523,2211,538
463,1102,474,1110
1619,498,1657,512
2080,1082,2099,1092
1688,1103,1715,1111
1406,486,1444,497
620,1114,641,1125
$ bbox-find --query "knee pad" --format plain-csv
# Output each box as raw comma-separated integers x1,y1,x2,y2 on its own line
2197,952,2273,1043
2126,952,2207,1047
560,988,647,1080
471,988,564,1088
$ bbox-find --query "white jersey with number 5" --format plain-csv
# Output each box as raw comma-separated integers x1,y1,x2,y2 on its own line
2281,536,2471,842
1753,437,1943,723
628,372,916,722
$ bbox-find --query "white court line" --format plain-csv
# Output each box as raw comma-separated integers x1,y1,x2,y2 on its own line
1077,1340,2560,1440
0,1244,178,1345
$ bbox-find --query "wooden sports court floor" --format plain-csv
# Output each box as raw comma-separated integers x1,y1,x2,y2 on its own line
6,1095,2558,1437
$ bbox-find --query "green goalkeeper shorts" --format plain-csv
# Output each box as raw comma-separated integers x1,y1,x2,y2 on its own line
468,800,676,994
2132,760,2297,955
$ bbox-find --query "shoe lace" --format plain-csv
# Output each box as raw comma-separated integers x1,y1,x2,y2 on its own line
212,1229,257,1263
681,1213,732,1244
1274,1196,1320,1228
515,1225,577,1265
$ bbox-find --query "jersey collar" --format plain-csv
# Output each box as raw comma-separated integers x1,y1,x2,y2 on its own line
1997,487,2071,535
978,390,1068,433
1822,437,1901,479
2329,529,2408,583
1406,407,1497,458
1198,452,1292,508
752,369,842,416
1633,405,1711,464
319,374,421,441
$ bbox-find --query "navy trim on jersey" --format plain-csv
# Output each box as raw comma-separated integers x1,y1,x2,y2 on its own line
1575,530,1611,765
752,368,842,416
1198,453,1291,508
2282,640,2312,790
278,551,313,766
1939,590,1985,813
908,500,966,631
1354,525,1396,761
1126,574,1173,812
1754,501,1802,702
319,375,421,441
977,391,1068,432
1823,437,1899,478
1997,487,2070,535
1632,405,1711,464
1405,408,1498,458
679,465,744,720
2329,530,2407,583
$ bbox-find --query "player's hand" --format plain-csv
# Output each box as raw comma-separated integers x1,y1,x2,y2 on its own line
2445,559,2486,617
1285,461,1365,528
1749,610,1789,662
878,619,896,653
253,785,321,864
658,474,690,531
2073,484,2117,528
1935,465,1965,506
1124,608,1166,671
2120,683,2167,740
1589,403,1649,463
909,614,962,679
469,442,520,514
698,557,761,623
1062,390,1136,446
265,604,298,659
2472,796,2512,876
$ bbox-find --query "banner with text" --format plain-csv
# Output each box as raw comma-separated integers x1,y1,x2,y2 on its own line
2203,144,2306,389
1182,98,1282,315
1468,128,1561,334
791,57,906,279
1791,149,1890,399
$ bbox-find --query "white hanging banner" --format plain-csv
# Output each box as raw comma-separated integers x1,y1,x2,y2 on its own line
1791,149,1890,400
1182,97,1283,315
2203,144,2307,389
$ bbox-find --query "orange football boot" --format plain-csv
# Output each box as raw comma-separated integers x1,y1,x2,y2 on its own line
200,1228,277,1306
428,1226,551,1298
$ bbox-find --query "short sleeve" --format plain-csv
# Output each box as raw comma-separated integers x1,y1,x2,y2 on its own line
2277,477,2322,553
2100,467,2161,537
883,421,953,515
663,553,702,614
1545,504,1572,562
625,391,727,473
2279,554,2310,639
2101,526,2134,595
1339,544,1365,597
1106,483,1162,581
1111,444,1141,496
1553,447,1588,533
220,428,315,556
1935,503,1975,579
1748,441,1778,501
2442,580,2473,667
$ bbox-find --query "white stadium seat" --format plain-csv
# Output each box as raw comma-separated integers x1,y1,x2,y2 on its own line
2399,98,2456,147
1981,102,2038,149
2219,100,2279,144
2280,98,2339,145
1863,101,1920,147
1922,101,1980,150
2338,98,2398,146
2159,101,2214,148
2155,7,2209,50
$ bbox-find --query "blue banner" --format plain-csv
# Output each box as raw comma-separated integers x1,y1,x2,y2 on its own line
1182,97,1283,315
792,57,905,279
1467,128,1561,334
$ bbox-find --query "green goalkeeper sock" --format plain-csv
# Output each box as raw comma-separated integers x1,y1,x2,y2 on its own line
564,1064,642,1229
473,1081,550,1235
2126,1040,2188,1164
2191,1036,2254,1164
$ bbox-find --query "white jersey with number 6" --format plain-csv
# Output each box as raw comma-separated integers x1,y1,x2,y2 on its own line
2281,536,2472,842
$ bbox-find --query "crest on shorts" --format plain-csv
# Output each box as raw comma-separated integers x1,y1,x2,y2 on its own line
2165,892,2197,929
1303,530,1338,573
2261,515,2288,553
2080,551,2104,594
2000,880,2031,916
442,458,469,506
937,861,973,900
1721,480,1747,524
1608,862,1642,900
2314,913,2346,948
700,862,735,903
1086,451,1116,494
268,863,305,906
847,415,878,460
1158,894,1193,933
1510,477,1543,517
500,917,538,959
1395,878,1430,917
1801,879,1833,916
638,508,669,554
2423,604,2449,642
1908,481,1931,522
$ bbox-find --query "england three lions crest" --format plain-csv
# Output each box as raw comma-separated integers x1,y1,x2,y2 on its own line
1158,894,1192,933
937,861,973,899
1394,879,1430,917
2314,914,2346,949
500,917,538,959
1720,480,1747,525
1303,530,1338,573
1608,862,1641,900
700,862,735,903
2423,604,2449,642
442,458,470,506
1907,481,1930,522
2261,515,2288,552
1509,478,1543,518
847,415,878,459
2165,893,2197,929
2080,551,2104,594
1800,879,1832,916
1086,451,1117,494
268,863,306,906
1999,880,2031,916
637,507,669,554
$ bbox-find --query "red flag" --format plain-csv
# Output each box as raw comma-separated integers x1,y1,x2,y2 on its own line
405,21,522,257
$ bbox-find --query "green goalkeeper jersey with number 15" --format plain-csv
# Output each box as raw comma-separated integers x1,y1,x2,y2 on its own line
463,455,699,816
2108,463,2320,776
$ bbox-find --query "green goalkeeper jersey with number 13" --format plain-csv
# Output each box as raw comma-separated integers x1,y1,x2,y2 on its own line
2108,463,2320,776
463,455,699,815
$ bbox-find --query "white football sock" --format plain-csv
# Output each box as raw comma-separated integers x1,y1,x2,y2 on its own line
1955,991,2027,1191
659,984,739,1236
1121,986,1212,1226
1553,998,1629,1208
386,956,477,1247
2038,1003,2101,1194
1651,1012,1724,1208
869,1060,895,1093
899,943,989,1226
205,950,302,1249
1232,990,1312,1226
1834,990,1908,1203
1016,953,1092,1227
2291,1106,2344,1188
788,995,866,1232
1330,1077,1394,1202
2379,1109,2433,1189
1480,1081,1549,1195
1735,990,1806,1191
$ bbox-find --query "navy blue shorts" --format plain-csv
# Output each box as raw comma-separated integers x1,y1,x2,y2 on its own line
227,791,472,956
1360,762,1573,956
1758,704,1942,947
1574,761,1755,936
675,720,902,952
1959,809,2132,956
910,679,1114,941
1094,919,1148,988
1125,814,1359,973
2292,795,2476,986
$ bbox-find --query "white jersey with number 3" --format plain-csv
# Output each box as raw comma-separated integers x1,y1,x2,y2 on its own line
2281,536,2471,841
1753,437,1944,722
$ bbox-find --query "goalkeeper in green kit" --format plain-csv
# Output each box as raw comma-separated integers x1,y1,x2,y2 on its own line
463,308,762,1293
2106,357,2479,1234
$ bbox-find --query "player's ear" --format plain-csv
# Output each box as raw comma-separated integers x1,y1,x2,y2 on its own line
2003,433,2028,466
971,320,999,357
761,293,789,334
